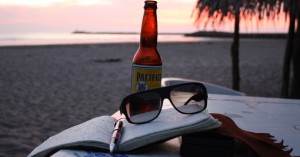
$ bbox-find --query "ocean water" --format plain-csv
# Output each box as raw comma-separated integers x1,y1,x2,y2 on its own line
0,32,229,46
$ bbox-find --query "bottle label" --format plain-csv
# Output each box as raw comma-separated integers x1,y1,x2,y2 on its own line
131,64,162,93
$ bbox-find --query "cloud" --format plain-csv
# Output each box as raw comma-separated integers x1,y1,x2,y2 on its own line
0,0,112,7
0,0,197,33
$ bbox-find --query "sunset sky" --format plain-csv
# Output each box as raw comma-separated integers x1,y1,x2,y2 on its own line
0,0,288,34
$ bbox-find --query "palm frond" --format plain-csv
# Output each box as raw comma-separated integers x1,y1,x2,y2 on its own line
192,0,298,29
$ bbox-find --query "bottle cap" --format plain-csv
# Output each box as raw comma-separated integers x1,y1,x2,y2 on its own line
144,1,157,9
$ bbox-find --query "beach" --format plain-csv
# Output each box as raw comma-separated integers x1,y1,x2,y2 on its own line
0,39,286,157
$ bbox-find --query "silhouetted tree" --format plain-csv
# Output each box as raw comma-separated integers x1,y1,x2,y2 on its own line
193,0,300,97
282,0,300,98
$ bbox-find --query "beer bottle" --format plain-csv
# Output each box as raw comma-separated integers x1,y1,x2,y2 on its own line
131,0,162,93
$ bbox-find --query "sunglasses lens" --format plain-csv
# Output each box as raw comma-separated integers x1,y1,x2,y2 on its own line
125,92,161,123
170,84,206,113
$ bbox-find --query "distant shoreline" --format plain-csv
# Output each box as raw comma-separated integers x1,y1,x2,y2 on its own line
0,31,285,47
184,31,287,39
73,30,287,39
72,30,184,35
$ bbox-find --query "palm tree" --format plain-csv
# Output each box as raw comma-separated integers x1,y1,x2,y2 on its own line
282,0,300,98
192,0,284,91
290,17,300,98
291,15,300,98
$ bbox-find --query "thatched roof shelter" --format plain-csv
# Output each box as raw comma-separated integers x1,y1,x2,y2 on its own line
192,0,293,30
192,0,300,97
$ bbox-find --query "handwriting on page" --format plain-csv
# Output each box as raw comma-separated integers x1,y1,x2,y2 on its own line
80,150,127,157
55,116,115,143
52,149,128,157
30,116,117,156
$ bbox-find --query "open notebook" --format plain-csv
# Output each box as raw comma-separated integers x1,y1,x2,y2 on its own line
28,107,221,157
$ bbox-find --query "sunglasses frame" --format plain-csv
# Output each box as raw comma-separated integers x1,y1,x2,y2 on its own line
119,82,208,124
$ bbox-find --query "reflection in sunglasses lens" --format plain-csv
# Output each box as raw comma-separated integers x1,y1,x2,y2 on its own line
170,84,205,113
125,92,161,123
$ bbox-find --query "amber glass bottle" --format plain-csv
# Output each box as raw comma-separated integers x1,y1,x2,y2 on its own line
131,0,162,93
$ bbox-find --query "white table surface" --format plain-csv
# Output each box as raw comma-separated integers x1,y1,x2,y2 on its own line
52,94,300,157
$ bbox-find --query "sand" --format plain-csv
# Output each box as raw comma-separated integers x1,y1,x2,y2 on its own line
0,39,286,157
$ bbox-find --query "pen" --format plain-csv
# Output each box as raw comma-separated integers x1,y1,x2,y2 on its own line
109,120,123,153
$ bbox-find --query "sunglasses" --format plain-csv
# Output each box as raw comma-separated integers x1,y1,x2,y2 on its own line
119,82,208,124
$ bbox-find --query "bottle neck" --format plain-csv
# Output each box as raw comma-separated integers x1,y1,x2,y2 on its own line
140,7,157,48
